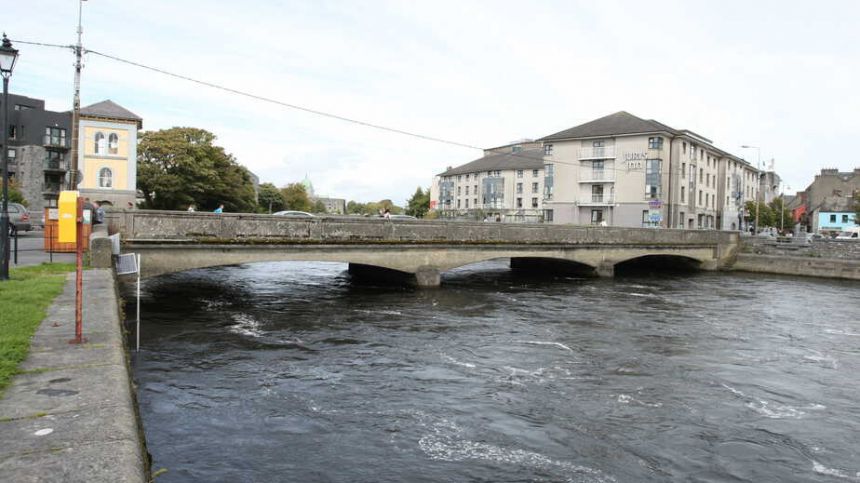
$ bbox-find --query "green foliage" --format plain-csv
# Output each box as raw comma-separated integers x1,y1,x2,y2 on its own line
405,187,431,218
257,182,286,213
744,199,796,231
7,179,27,206
769,198,796,231
281,183,312,212
346,200,404,216
0,263,75,395
137,127,257,212
311,200,327,214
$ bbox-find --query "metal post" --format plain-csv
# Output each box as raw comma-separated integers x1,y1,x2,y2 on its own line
71,197,84,344
136,253,140,352
68,0,84,190
12,226,17,265
49,222,53,263
1,76,10,280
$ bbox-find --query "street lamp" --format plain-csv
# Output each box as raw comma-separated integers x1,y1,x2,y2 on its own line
0,33,20,281
780,184,791,233
741,145,762,234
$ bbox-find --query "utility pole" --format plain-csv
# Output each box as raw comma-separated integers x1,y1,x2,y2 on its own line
68,0,84,190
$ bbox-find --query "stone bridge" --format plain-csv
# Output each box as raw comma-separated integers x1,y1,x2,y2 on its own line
105,210,740,287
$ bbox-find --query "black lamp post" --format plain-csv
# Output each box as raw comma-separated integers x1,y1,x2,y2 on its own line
0,33,19,281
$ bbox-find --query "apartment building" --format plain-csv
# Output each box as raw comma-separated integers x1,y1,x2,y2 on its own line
1,94,71,215
539,111,761,230
798,168,860,233
431,141,545,221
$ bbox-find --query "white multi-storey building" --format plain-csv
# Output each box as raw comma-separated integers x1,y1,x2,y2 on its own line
431,142,545,221
539,112,762,230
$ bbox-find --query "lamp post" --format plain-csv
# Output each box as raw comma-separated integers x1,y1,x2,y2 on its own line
741,145,761,234
0,33,20,281
780,184,790,233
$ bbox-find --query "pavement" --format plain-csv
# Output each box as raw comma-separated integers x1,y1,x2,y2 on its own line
8,229,76,267
0,269,147,482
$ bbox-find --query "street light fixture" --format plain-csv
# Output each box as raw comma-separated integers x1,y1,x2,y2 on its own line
740,145,762,235
0,33,20,281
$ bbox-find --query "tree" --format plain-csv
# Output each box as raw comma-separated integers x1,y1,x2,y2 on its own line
7,179,27,206
744,200,775,229
281,183,312,211
257,182,285,213
769,198,796,232
405,187,430,218
312,200,327,214
137,127,257,212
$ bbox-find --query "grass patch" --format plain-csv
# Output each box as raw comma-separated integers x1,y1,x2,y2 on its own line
0,263,75,396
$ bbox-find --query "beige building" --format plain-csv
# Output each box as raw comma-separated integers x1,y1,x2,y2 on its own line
76,100,142,207
431,141,545,221
540,112,761,230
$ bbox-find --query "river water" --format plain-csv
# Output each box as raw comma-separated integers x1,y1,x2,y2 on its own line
127,260,860,482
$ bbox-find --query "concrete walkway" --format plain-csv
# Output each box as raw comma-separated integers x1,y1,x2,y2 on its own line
0,269,147,482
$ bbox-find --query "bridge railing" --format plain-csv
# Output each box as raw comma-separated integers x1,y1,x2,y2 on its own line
106,210,739,247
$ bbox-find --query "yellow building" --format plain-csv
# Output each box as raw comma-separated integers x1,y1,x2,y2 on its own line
77,100,142,207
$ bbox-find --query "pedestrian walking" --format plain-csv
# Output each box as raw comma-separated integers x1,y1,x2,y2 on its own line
214,204,224,214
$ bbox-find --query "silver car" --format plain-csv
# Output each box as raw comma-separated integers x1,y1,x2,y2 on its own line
5,202,32,233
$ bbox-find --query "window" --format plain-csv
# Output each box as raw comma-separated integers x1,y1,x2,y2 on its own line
705,193,709,207
645,159,661,199
465,186,469,195
516,182,523,194
474,184,477,193
532,182,539,193
7,148,15,160
457,186,461,195
457,200,461,208
45,126,67,147
517,169,523,178
98,167,113,188
94,132,106,154
593,140,605,147
681,186,685,203
512,145,522,153
545,210,554,222
591,209,604,224
473,198,477,206
642,210,650,225
679,212,685,228
682,142,687,153
494,170,501,177
544,144,554,156
648,137,663,149
843,214,850,223
532,169,538,177
699,168,703,184
829,214,836,223
531,197,538,208
465,199,469,208
706,173,710,186
465,174,470,181
592,184,604,202
516,197,522,208
457,175,462,181
682,163,686,176
699,190,703,206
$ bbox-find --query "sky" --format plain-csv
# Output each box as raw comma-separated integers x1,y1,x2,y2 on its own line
6,0,860,204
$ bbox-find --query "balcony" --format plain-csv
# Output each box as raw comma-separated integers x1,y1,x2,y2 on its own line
579,146,616,160
42,182,62,196
579,170,615,183
44,158,69,173
579,194,615,206
43,135,70,149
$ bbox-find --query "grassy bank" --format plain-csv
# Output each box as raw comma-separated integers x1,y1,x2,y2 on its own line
0,263,75,395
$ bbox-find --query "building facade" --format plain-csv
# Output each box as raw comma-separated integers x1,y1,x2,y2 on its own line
76,100,142,207
539,112,761,230
1,94,72,216
799,168,860,233
431,142,545,221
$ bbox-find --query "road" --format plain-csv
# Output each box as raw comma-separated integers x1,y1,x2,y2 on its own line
8,228,76,267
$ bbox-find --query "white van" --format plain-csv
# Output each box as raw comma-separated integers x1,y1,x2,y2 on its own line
835,226,860,240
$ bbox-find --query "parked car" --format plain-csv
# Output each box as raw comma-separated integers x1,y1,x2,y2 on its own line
6,202,32,234
835,226,860,240
273,210,315,218
388,214,417,220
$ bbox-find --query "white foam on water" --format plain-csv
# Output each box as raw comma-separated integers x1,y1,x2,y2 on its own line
824,329,860,337
803,349,839,369
418,419,616,483
228,313,264,338
354,309,403,316
441,354,476,369
34,428,53,436
812,461,860,481
518,340,574,352
616,394,662,408
723,384,825,419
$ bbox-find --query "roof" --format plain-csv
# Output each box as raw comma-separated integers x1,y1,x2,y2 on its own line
80,100,142,127
539,111,678,141
438,149,545,177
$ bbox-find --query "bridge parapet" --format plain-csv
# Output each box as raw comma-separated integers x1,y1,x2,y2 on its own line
107,210,738,247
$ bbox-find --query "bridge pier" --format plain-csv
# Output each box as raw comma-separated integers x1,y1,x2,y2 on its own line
414,267,441,288
595,263,615,278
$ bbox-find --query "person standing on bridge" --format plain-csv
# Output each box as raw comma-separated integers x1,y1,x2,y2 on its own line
214,204,224,214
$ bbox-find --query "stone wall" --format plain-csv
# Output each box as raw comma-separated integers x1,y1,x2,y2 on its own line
732,253,860,281
741,237,860,260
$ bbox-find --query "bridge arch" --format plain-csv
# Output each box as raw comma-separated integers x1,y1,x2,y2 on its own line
613,254,705,275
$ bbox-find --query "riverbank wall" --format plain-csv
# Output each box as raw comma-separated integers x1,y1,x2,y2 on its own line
0,269,148,482
730,238,860,281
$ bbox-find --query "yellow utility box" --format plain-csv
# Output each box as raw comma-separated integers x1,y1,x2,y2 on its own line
58,191,80,244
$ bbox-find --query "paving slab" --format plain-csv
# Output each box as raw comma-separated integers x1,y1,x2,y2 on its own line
0,269,147,482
